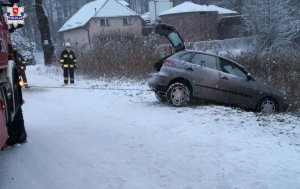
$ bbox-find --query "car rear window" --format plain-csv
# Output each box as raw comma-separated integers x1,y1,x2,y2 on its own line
167,32,182,47
179,52,192,62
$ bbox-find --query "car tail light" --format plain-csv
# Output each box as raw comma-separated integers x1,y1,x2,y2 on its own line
163,60,174,66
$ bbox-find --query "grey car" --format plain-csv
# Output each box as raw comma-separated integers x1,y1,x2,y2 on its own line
148,24,288,113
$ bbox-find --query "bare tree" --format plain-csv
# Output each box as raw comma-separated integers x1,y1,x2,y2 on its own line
243,0,300,52
290,0,300,19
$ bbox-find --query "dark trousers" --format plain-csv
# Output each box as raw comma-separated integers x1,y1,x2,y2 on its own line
63,68,74,84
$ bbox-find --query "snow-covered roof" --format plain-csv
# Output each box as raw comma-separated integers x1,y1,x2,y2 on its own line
141,12,150,21
59,0,138,32
208,5,238,14
96,0,136,17
160,1,237,16
118,0,129,6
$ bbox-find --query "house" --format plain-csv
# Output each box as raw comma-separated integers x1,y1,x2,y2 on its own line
159,1,242,41
58,0,143,46
218,15,245,40
141,12,150,24
141,0,173,35
148,0,173,24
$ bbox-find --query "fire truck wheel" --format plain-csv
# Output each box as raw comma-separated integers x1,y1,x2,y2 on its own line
6,107,27,145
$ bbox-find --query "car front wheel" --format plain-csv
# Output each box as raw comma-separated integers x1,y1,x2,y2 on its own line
257,98,277,114
166,83,191,107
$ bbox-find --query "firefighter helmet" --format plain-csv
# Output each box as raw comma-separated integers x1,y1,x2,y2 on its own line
65,42,71,48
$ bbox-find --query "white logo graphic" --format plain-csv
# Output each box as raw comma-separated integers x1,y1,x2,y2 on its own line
6,4,25,27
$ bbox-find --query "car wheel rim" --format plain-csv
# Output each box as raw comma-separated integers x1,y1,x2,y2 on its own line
170,86,188,106
261,100,276,113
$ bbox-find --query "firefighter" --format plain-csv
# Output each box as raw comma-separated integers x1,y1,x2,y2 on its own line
12,47,29,88
60,42,77,85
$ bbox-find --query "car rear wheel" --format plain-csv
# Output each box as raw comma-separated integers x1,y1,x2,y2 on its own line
257,98,277,114
155,92,167,103
166,83,190,107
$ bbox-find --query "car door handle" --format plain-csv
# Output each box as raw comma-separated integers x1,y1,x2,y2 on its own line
221,76,228,80
185,67,194,71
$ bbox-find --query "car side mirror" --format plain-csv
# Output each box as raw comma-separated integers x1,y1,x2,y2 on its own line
247,73,254,81
9,0,20,4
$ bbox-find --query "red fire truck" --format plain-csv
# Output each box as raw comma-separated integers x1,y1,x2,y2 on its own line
0,0,26,150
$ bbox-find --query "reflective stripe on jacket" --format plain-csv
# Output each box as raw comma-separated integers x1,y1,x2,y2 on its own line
60,49,77,67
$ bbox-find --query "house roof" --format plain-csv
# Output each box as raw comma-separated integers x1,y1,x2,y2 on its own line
118,0,129,6
141,12,150,21
160,1,237,16
59,0,138,32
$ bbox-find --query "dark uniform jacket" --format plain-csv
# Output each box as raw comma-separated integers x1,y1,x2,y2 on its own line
60,49,77,69
13,50,27,71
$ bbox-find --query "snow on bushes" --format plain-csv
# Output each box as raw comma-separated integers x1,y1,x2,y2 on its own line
11,31,37,65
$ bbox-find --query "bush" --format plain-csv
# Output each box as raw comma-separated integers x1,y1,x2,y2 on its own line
74,33,160,80
70,35,300,111
230,53,300,111
11,31,37,65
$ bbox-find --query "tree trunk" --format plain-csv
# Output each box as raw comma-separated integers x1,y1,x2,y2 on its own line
35,0,54,65
54,0,62,27
48,0,56,41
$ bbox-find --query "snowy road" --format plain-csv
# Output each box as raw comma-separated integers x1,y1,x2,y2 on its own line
0,66,300,189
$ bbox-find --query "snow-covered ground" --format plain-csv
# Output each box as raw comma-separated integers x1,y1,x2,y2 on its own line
0,62,299,189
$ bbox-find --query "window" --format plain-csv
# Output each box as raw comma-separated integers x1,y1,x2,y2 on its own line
123,17,132,25
100,18,109,26
179,52,192,62
167,32,182,47
220,58,247,79
191,53,217,70
0,6,3,20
